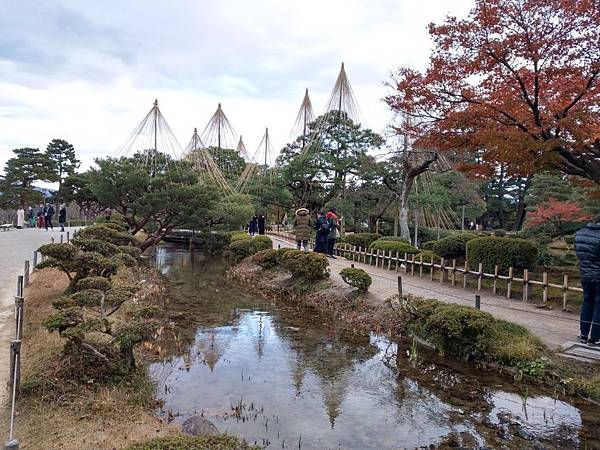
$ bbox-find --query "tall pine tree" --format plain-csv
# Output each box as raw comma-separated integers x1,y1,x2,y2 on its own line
46,138,80,202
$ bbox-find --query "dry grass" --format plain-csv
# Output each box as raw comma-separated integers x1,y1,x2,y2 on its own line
0,268,178,450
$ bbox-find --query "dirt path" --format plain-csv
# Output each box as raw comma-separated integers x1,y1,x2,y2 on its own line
0,228,78,406
268,234,580,350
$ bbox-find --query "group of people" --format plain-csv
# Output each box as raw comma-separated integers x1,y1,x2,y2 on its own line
293,207,340,258
248,215,266,236
15,204,68,232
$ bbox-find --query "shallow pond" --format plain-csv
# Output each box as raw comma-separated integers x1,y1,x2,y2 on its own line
149,246,600,449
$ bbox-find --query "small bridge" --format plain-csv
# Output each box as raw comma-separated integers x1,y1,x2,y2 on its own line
163,229,206,247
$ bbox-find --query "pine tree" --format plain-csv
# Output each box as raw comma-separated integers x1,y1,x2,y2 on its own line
46,138,80,201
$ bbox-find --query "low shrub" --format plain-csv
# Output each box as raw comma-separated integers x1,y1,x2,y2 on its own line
197,232,231,254
126,434,260,450
344,232,382,249
251,249,278,269
466,237,538,274
536,245,553,266
230,233,251,242
229,238,272,261
564,234,575,245
397,296,542,365
416,250,441,263
340,267,372,292
377,236,410,243
281,250,329,279
493,229,507,237
432,233,478,259
253,235,273,245
276,247,295,261
535,233,553,245
369,240,419,254
420,240,437,251
419,227,451,243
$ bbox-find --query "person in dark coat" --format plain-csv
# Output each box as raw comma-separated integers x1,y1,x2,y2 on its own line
575,219,600,345
325,208,339,258
258,215,266,235
58,203,67,232
314,212,329,253
36,205,45,228
249,216,259,236
44,203,55,231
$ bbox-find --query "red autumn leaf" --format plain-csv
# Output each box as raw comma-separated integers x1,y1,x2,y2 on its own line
525,197,591,229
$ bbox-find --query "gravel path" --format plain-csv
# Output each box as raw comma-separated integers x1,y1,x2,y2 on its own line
269,233,580,350
0,227,78,405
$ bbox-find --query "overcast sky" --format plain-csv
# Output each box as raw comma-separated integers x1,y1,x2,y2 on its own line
0,0,473,180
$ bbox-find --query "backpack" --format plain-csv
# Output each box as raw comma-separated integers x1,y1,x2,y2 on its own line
319,219,331,234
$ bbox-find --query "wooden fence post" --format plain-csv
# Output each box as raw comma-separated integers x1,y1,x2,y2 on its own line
440,258,446,283
562,274,568,311
477,263,483,291
395,251,400,272
430,255,435,281
67,231,70,243
387,250,392,270
463,261,468,289
451,259,456,286
24,261,30,286
523,269,529,302
475,294,481,310
542,272,548,304
507,267,513,299
492,265,499,295
404,253,408,274
411,253,416,276
419,253,424,278
352,246,357,262
51,237,54,244
397,275,403,298
8,340,21,402
33,250,38,270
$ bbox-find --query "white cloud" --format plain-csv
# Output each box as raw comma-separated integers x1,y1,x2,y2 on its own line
0,0,473,183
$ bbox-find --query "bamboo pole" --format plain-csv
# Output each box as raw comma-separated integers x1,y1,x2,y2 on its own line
451,259,456,286
542,272,548,304
492,265,499,295
507,267,513,299
523,269,529,302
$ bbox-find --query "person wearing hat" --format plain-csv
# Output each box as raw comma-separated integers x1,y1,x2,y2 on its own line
293,207,312,251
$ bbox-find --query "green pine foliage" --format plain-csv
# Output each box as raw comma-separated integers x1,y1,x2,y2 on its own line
280,250,330,279
340,267,372,292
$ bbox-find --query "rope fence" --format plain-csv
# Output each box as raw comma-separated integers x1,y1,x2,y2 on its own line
268,231,582,312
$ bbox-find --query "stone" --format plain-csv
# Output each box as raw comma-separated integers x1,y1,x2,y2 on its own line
181,415,218,436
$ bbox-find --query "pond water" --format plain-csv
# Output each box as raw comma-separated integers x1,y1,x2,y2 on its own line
148,246,600,450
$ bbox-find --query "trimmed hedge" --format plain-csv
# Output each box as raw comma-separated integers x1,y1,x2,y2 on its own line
196,232,231,254
229,238,272,261
369,240,418,254
280,250,329,279
493,229,507,237
251,249,278,268
344,233,382,248
377,236,410,243
230,233,251,242
420,240,437,251
398,296,542,365
416,250,441,263
466,237,538,274
431,233,478,259
340,267,372,292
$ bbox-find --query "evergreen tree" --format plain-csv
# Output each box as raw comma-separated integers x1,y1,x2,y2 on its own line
46,138,80,201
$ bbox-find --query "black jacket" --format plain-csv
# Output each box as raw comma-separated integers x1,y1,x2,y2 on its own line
575,223,600,282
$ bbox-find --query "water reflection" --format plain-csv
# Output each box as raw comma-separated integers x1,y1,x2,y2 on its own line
148,246,592,449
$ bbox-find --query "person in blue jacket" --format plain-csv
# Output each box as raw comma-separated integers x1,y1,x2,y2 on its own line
575,218,600,346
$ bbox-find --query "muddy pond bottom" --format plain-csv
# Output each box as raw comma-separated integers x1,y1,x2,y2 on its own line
149,246,595,450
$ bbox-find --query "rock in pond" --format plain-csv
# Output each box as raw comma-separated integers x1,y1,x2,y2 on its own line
181,415,218,436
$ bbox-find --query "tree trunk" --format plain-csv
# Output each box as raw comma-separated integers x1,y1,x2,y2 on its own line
399,175,413,243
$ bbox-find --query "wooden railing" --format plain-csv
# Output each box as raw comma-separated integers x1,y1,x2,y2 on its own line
268,230,582,311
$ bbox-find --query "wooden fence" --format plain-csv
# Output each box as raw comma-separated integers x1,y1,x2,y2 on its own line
268,231,582,311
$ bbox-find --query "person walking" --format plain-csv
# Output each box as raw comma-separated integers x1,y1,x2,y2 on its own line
104,207,113,221
314,212,329,253
36,204,45,228
293,207,312,251
258,215,266,235
249,216,258,236
58,203,67,232
325,208,339,258
575,218,600,346
16,207,25,229
27,206,34,227
44,203,55,231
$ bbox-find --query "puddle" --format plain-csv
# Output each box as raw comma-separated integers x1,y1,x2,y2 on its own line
148,246,600,449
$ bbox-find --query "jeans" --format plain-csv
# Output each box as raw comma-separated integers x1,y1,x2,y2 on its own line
296,240,308,251
45,217,53,230
581,281,600,342
60,220,65,232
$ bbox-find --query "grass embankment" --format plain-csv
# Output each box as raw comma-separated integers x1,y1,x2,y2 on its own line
0,268,176,450
230,254,600,402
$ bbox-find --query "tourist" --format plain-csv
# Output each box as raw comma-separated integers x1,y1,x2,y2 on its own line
293,207,311,251
314,212,329,253
36,205,45,228
325,208,339,258
258,215,266,235
104,206,113,221
249,216,258,236
44,203,55,231
16,206,24,229
575,218,600,346
27,206,34,227
59,203,67,232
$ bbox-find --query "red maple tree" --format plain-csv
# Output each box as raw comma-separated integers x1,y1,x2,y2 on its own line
385,0,600,184
525,197,591,231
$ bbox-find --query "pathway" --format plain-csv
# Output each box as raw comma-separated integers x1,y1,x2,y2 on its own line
268,234,582,351
0,227,78,405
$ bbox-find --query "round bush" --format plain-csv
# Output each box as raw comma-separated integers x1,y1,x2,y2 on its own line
421,240,437,251
253,235,273,246
251,249,278,269
197,232,231,254
231,233,251,242
432,233,478,259
276,247,295,261
466,237,538,274
229,238,270,261
281,251,329,279
344,233,382,249
340,267,372,292
416,250,441,263
493,229,507,237
369,240,418,254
